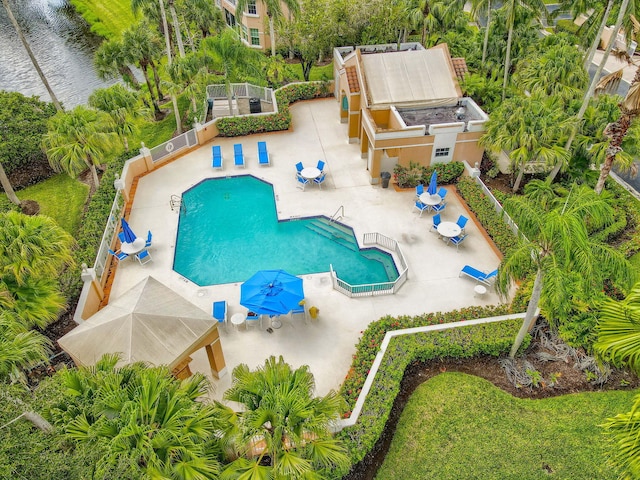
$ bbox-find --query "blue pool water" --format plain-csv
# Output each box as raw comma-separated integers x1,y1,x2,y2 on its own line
173,176,399,286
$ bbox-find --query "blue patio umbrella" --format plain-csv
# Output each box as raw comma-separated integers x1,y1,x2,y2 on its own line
121,217,137,243
240,269,304,317
427,170,438,195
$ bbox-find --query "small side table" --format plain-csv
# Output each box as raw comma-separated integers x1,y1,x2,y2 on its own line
474,285,487,298
230,313,246,330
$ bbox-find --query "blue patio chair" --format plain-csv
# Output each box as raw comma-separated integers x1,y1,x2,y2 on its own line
414,200,429,217
431,201,447,213
295,161,304,173
456,215,469,233
316,160,325,172
416,184,424,197
212,300,227,328
212,145,223,169
108,249,129,262
233,143,245,167
296,173,309,190
118,232,126,243
257,141,270,166
314,172,326,188
246,311,262,328
430,213,442,232
289,300,307,324
145,230,152,249
437,187,447,200
448,234,468,252
136,249,152,265
459,266,498,286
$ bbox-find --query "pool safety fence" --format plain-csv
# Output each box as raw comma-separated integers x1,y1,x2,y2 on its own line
150,129,198,163
94,190,126,281
330,232,408,297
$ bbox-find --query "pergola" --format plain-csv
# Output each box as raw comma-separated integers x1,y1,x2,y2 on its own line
58,276,226,379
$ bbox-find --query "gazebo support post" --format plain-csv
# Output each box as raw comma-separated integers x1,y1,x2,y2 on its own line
205,338,226,378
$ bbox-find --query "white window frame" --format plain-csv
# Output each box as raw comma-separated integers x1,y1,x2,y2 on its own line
434,147,450,158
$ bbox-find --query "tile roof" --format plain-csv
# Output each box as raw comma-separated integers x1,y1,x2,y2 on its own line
346,66,360,93
451,57,469,80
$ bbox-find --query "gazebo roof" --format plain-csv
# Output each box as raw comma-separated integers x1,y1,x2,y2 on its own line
58,276,216,369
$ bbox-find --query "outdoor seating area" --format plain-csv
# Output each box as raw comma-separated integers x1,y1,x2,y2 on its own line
295,160,327,190
111,218,153,265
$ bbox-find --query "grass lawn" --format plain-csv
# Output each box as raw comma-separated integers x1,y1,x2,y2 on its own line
69,0,138,39
17,175,89,234
377,373,637,480
289,63,334,82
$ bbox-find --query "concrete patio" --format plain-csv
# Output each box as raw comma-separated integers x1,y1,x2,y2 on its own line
109,97,504,403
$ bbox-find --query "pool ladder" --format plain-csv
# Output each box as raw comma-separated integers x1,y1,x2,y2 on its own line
170,195,186,214
329,205,344,224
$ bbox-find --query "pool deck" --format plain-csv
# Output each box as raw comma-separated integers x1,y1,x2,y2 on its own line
109,97,504,403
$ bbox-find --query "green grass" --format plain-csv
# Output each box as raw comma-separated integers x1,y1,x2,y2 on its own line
377,373,637,480
17,174,89,234
289,63,334,82
69,0,138,39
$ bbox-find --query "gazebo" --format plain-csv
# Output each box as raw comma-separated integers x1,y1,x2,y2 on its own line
58,276,226,379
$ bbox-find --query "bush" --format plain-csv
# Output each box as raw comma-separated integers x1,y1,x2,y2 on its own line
393,161,465,188
216,81,332,137
336,305,524,469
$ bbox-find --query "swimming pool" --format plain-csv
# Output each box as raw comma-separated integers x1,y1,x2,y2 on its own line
173,176,399,286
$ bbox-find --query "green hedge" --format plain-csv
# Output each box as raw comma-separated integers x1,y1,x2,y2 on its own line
393,161,465,188
215,81,332,137
456,177,519,255
336,305,524,471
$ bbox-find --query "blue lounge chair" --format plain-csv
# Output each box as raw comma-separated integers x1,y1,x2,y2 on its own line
416,184,424,197
459,266,498,286
430,213,441,232
414,200,429,217
438,187,447,200
296,173,309,190
212,145,223,169
212,300,227,328
448,234,468,251
234,143,244,167
314,172,326,188
431,201,447,213
316,160,325,172
118,232,126,243
257,141,270,166
136,249,152,265
456,215,469,233
109,249,129,262
145,230,152,249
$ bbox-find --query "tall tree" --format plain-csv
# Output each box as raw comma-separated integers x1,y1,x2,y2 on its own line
89,84,143,153
2,0,63,112
42,106,118,189
201,30,263,115
235,0,301,56
217,355,350,479
480,93,572,192
180,0,225,40
50,354,222,479
471,0,495,66
496,182,634,357
94,38,140,89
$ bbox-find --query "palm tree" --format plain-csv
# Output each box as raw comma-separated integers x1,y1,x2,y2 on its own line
50,354,222,479
596,62,640,194
0,311,50,382
201,31,263,115
602,393,640,480
42,106,118,189
181,0,225,40
501,0,548,100
480,93,572,192
217,355,350,479
89,84,143,152
496,182,634,357
94,38,140,89
471,0,495,65
2,0,63,112
235,0,301,56
0,163,20,206
406,0,466,47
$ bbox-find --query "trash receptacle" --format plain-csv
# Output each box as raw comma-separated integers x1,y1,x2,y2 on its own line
249,97,261,113
380,171,392,188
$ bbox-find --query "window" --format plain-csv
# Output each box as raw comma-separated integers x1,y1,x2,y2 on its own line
247,0,257,14
241,24,248,41
224,8,235,27
250,28,260,46
434,147,450,158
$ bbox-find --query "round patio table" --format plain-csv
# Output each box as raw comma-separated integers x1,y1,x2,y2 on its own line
120,237,146,255
437,222,461,238
231,313,246,330
419,193,442,206
301,167,321,180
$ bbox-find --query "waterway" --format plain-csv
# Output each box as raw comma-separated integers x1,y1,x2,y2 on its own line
0,0,116,108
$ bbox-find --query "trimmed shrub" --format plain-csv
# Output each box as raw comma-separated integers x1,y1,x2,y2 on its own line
393,161,465,188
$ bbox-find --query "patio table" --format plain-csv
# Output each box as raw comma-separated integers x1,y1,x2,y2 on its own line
120,237,146,255
437,222,461,239
419,193,442,206
301,167,321,180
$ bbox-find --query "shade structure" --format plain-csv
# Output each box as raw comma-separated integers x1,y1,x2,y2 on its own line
121,217,137,243
58,276,218,370
427,170,438,195
240,269,304,316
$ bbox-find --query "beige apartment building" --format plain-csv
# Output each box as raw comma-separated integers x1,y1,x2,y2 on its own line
216,0,274,51
334,43,488,184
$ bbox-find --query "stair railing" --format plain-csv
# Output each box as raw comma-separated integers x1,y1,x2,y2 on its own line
329,205,344,224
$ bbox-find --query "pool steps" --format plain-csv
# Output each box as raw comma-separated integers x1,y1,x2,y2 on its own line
305,218,358,252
